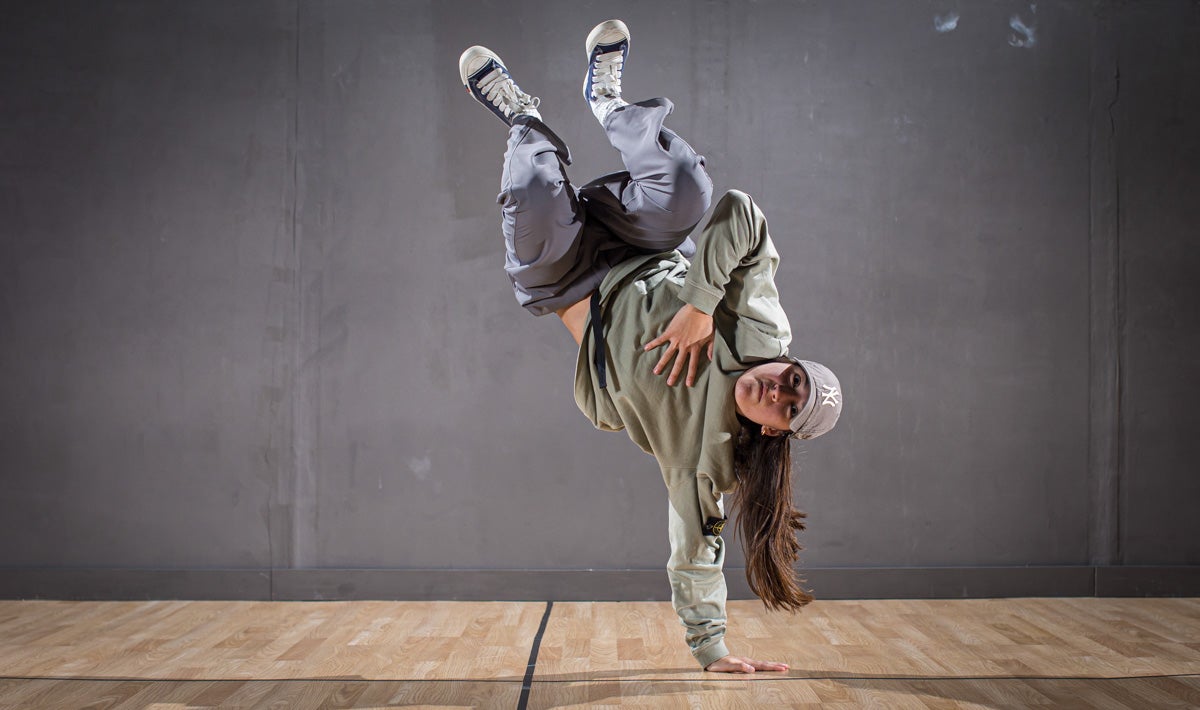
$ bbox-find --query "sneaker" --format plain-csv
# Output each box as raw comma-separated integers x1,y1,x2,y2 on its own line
459,46,541,126
583,20,630,124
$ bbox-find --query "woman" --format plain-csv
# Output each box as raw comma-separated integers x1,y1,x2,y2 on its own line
458,20,843,674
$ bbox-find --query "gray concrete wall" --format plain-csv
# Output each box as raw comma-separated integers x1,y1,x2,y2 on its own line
1110,2,1200,565
1,0,1197,598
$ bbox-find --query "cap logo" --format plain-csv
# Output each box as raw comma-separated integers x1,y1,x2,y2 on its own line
820,385,841,408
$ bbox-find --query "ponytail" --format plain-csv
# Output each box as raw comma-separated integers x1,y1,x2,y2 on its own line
730,419,814,612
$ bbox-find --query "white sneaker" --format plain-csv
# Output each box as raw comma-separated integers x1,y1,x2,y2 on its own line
459,46,542,126
583,20,630,125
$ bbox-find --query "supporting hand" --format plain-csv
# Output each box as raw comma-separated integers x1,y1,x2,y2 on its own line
643,304,715,387
704,654,790,673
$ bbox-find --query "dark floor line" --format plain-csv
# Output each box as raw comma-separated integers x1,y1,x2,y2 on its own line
516,600,554,710
1,672,1197,684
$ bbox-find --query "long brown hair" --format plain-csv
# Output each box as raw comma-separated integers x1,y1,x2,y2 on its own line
730,417,814,612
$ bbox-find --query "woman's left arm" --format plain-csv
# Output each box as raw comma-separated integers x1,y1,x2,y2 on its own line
662,466,792,673
662,466,731,669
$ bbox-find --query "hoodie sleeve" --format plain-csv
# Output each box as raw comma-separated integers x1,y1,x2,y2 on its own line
678,189,791,363
661,465,730,668
678,189,779,315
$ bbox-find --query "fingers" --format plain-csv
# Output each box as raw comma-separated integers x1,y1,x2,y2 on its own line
747,657,789,672
645,333,711,385
706,658,755,673
652,344,676,375
685,349,699,387
643,333,668,351
705,654,789,674
651,345,710,385
667,349,688,386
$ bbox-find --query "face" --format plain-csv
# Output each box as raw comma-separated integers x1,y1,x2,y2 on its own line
733,361,810,437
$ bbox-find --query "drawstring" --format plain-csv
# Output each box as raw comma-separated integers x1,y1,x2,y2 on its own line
590,290,607,389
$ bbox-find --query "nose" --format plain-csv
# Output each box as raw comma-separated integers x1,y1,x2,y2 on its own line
769,381,800,405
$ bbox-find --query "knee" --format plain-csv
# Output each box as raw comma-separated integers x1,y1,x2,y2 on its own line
506,150,568,204
711,189,760,222
641,154,710,236
666,152,713,216
715,189,751,210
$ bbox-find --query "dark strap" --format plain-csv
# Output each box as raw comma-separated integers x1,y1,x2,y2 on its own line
589,290,607,389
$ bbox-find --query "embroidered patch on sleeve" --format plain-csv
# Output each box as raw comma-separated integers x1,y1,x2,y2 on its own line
703,516,727,536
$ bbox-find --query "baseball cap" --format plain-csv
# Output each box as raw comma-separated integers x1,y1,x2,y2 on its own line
788,358,843,440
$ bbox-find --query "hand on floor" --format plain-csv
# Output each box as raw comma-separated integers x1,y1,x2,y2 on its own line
704,654,789,673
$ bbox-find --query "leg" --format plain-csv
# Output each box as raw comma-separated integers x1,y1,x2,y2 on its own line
609,98,713,240
461,45,619,316
499,116,581,278
580,22,712,254
580,99,713,254
498,116,613,316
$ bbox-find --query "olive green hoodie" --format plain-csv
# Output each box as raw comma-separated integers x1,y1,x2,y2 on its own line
573,190,791,668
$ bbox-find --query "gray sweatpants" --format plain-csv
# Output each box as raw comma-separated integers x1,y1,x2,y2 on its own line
497,98,714,315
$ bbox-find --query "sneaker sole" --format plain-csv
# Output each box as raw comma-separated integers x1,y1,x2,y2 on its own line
584,20,630,104
459,45,503,86
585,19,629,56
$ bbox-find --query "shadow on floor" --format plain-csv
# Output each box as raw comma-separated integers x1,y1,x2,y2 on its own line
516,668,1200,709
4,671,1197,709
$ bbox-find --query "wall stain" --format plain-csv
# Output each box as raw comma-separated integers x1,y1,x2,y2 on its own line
1009,5,1038,48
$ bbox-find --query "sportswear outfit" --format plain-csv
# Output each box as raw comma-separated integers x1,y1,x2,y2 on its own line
463,22,841,668
499,101,793,668
500,98,711,316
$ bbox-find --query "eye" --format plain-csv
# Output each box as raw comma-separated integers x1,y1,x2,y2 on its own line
790,404,798,417
791,373,800,388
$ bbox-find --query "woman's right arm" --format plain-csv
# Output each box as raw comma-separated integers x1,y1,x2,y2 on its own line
677,189,779,317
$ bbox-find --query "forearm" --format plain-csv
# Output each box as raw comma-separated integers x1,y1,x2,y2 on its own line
662,467,730,667
669,560,730,667
680,189,776,316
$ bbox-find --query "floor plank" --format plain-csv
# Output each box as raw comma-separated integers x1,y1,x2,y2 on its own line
526,676,1200,709
535,598,1200,681
0,600,543,681
0,679,523,709
0,598,1197,708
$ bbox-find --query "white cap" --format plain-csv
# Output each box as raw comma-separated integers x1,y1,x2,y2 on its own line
789,358,843,440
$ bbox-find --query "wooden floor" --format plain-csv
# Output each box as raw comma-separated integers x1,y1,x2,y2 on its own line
0,598,1198,708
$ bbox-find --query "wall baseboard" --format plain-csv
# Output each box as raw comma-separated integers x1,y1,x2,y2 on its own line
1,566,1197,601
0,568,272,601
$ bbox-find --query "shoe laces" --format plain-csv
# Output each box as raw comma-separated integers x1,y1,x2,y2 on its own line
590,50,623,100
477,67,540,118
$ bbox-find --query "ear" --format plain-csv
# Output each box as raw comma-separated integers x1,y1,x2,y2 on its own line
761,426,787,437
